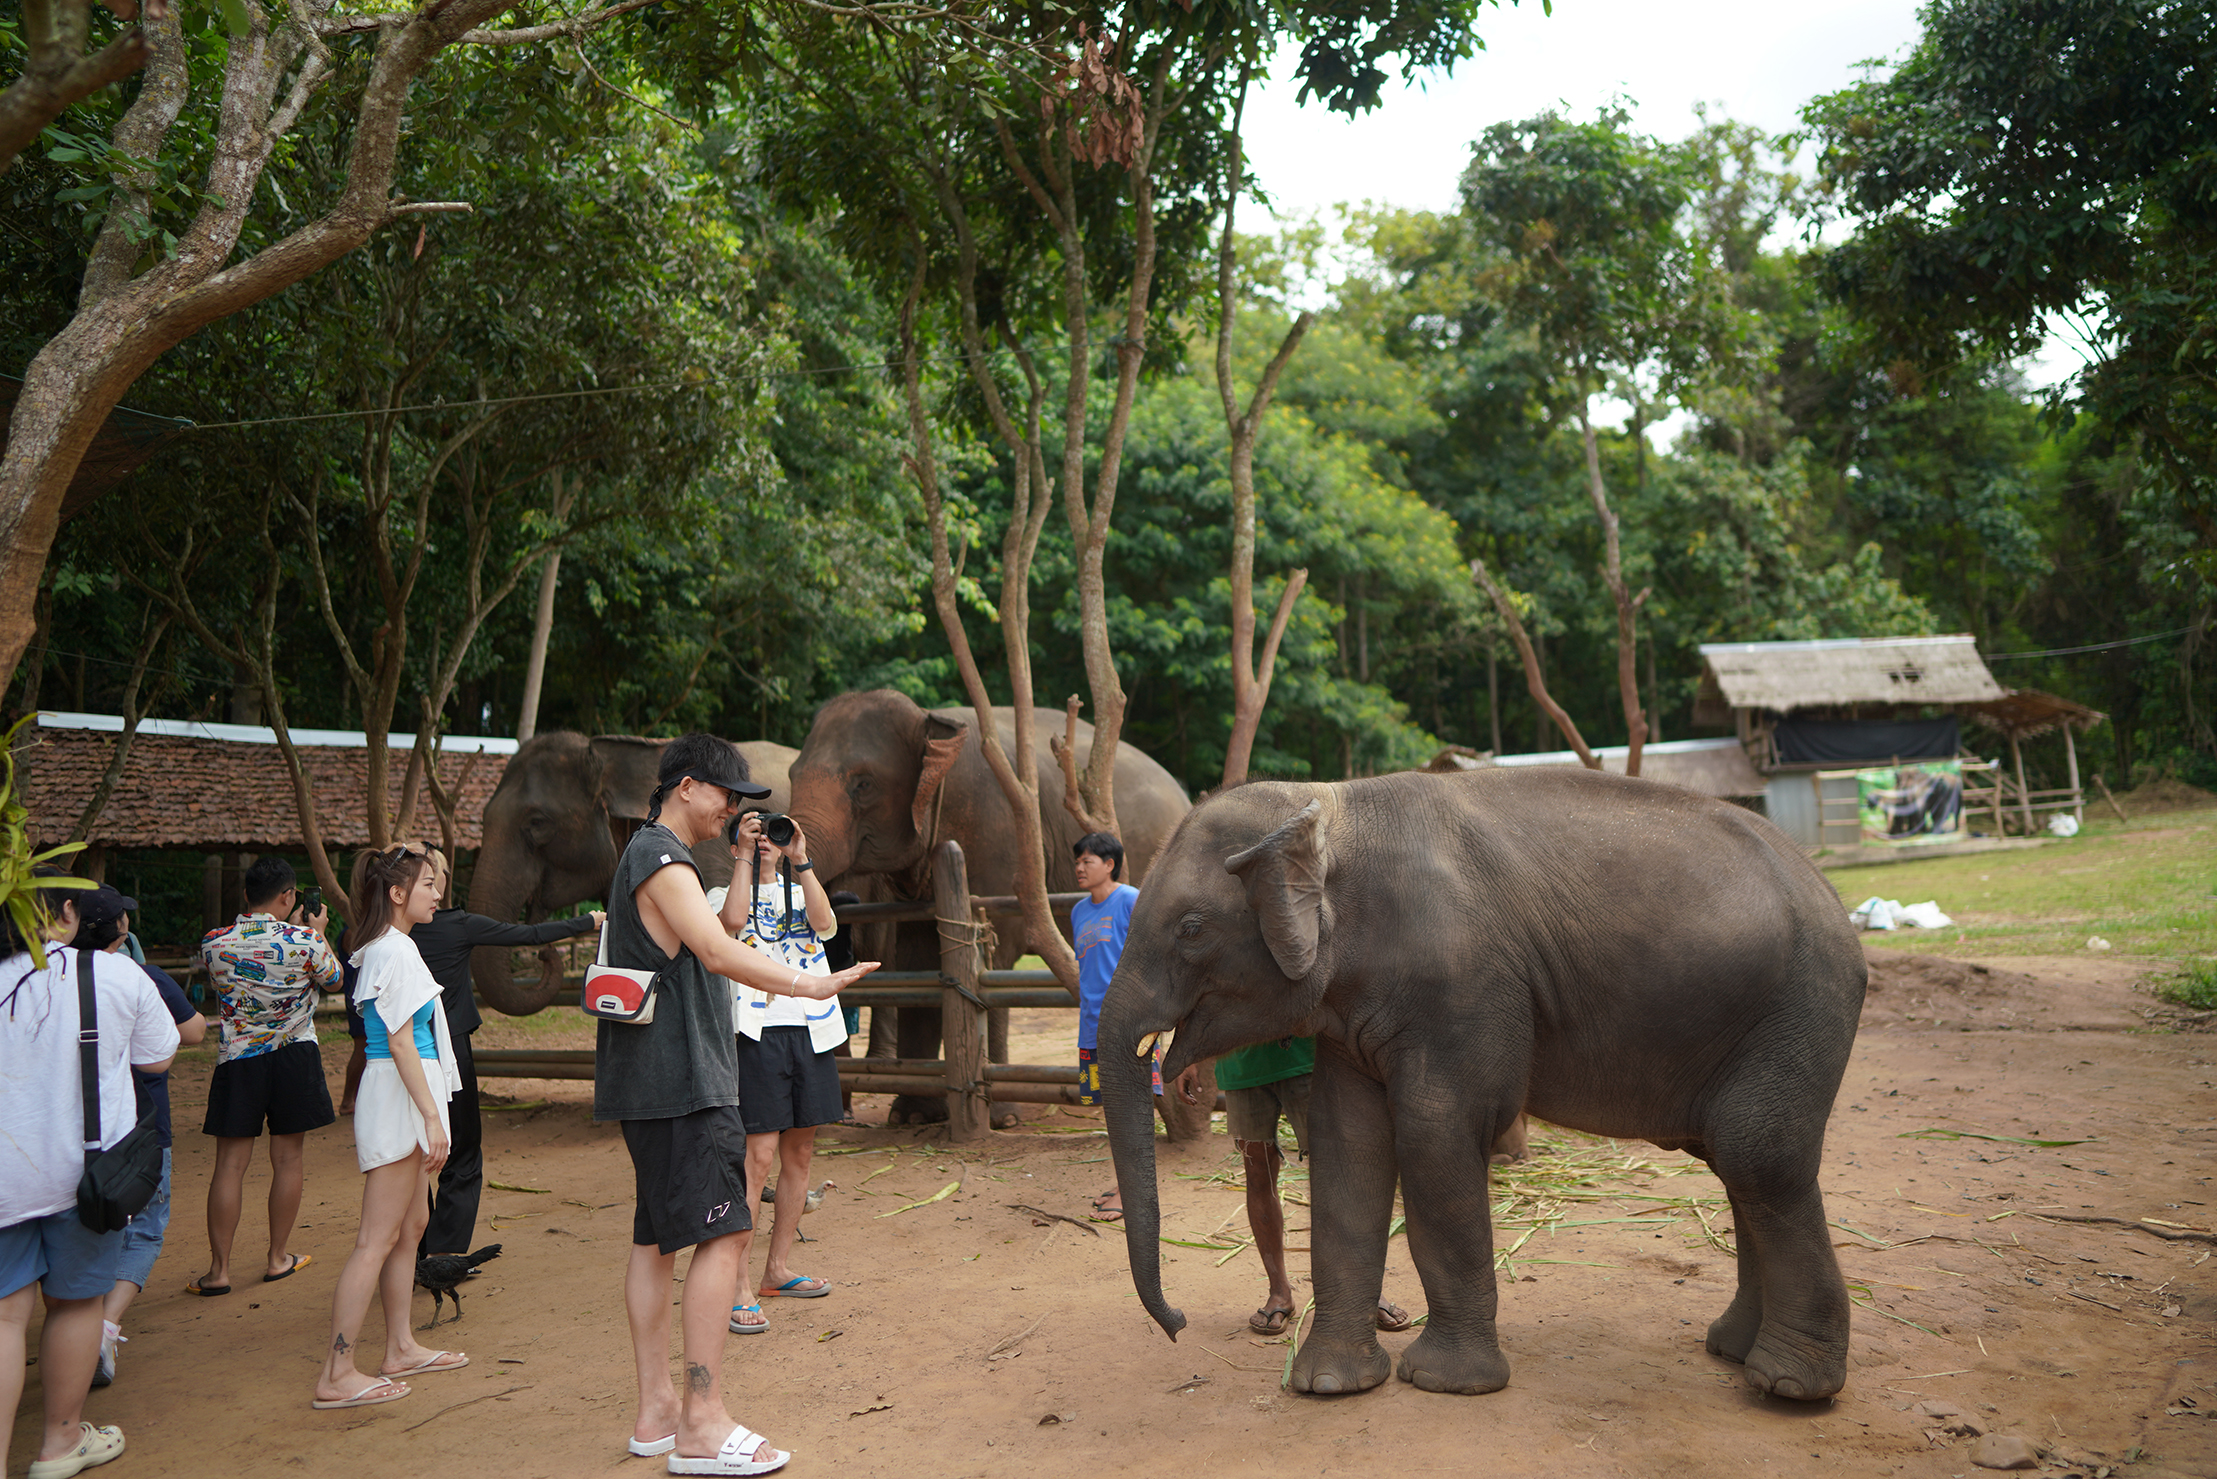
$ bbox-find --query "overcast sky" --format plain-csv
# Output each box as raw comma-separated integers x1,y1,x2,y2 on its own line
1242,0,1926,218
1239,0,2083,391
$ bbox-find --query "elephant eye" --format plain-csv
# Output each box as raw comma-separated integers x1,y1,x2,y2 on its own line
848,774,874,798
1175,915,1205,941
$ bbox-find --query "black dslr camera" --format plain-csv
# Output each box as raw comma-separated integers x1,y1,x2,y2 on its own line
727,811,798,848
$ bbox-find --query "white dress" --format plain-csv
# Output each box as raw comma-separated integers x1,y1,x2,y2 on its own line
350,930,460,1172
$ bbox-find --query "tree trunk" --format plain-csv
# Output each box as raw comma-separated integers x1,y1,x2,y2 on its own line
0,0,617,688
1213,75,1311,791
1578,403,1648,777
516,466,573,742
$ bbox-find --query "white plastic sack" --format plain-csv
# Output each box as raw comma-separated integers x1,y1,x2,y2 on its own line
1850,896,1953,930
2047,814,2080,837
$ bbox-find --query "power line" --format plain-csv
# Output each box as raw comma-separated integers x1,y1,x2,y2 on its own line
1984,625,2198,661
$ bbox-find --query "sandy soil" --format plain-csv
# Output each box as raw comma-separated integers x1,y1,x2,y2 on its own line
13,956,2215,1479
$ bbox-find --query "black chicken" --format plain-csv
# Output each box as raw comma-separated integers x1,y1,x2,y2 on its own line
414,1244,501,1329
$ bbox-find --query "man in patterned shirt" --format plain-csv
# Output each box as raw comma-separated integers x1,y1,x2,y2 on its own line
188,857,342,1295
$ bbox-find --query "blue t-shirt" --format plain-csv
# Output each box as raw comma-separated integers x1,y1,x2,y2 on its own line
364,998,437,1062
132,962,198,1149
1071,884,1138,1051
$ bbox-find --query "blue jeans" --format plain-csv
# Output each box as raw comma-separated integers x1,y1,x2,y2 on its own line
112,1148,173,1290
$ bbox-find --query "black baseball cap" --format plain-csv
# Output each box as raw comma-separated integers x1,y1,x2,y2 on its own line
77,885,138,932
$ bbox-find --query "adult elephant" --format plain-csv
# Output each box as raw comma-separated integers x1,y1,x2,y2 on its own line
465,732,795,1015
1100,767,1864,1403
785,690,1191,1123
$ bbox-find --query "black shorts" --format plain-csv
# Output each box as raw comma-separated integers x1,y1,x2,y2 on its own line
203,1041,337,1139
734,1027,843,1135
621,1106,754,1254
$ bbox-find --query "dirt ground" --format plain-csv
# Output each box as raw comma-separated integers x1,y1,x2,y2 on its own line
13,954,2215,1479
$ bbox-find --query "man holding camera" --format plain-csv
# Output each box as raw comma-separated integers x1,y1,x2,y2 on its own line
192,857,342,1296
714,810,842,1330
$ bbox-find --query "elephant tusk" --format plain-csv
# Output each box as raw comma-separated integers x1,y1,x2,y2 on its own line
1136,1031,1160,1058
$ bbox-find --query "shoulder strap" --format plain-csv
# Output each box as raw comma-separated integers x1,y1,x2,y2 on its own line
77,946,102,1152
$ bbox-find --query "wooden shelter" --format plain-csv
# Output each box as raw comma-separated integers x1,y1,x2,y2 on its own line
1690,638,2106,847
1959,689,2108,834
20,711,515,853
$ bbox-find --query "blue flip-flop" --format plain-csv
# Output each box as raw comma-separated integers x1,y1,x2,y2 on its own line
728,1302,769,1334
758,1276,830,1299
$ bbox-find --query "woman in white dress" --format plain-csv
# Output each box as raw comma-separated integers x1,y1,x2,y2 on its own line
310,846,465,1409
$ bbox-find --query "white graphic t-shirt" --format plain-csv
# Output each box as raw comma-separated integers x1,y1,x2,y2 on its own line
707,883,845,1052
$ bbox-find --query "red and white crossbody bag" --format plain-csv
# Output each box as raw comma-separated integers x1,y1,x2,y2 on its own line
582,924,659,1025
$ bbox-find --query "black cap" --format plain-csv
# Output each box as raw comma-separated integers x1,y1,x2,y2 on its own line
77,884,137,931
679,765,771,802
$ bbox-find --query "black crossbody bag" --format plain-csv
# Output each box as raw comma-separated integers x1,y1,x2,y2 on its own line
75,946,164,1232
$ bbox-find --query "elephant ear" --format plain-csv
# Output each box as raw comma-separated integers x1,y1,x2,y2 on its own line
912,714,969,841
1223,799,1332,981
590,737,668,821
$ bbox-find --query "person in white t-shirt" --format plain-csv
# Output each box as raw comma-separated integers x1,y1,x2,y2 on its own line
712,811,843,1334
1,869,180,1479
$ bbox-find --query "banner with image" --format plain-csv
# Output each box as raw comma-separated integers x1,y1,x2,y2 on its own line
1857,761,1964,845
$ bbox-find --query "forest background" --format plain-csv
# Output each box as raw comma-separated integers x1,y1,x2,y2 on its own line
2,0,2210,946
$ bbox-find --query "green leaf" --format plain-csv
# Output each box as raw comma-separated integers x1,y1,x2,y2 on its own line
216,0,251,39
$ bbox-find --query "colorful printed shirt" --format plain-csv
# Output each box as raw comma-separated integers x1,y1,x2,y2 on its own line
200,912,342,1064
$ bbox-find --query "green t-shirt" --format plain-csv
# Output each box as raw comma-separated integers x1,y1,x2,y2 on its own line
1213,1036,1316,1090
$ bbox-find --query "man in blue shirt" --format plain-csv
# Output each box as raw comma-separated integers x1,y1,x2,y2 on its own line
1070,831,1154,1221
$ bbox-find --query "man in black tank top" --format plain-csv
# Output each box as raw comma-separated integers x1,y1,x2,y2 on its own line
596,735,878,1477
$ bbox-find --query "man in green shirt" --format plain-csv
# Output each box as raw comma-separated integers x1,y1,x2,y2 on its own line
1177,1043,1411,1336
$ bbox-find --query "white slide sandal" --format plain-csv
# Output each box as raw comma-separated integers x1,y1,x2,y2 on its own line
665,1425,789,1476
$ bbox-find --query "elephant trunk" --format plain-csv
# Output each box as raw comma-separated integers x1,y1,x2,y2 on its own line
466,866,563,1017
1100,989,1185,1341
786,770,855,884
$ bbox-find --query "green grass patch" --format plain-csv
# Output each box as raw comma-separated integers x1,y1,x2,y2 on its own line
2156,959,2217,1011
1827,807,2217,961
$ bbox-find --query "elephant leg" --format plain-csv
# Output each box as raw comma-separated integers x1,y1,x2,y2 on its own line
1288,1048,1395,1397
1702,1119,1850,1400
1392,1095,1512,1396
1704,1185,1766,1365
866,1006,899,1060
987,1007,1008,1065
889,1003,949,1126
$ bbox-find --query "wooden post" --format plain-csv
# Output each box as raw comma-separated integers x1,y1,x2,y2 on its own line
934,839,989,1143
2009,733,2033,836
2063,725,2083,824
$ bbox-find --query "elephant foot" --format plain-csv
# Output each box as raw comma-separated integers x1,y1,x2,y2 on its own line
1288,1333,1392,1396
1742,1326,1847,1402
1705,1290,1764,1365
990,1107,1021,1130
887,1094,949,1127
1395,1328,1510,1396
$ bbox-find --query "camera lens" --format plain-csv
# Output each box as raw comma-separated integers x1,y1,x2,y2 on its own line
763,814,797,848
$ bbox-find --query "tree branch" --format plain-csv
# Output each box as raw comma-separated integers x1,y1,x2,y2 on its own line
1470,556,1599,769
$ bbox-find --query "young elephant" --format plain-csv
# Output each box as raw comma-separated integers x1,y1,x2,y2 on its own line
1100,768,1865,1402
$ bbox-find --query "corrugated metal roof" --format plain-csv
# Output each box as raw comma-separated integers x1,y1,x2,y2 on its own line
1697,635,2004,712
1488,737,1769,797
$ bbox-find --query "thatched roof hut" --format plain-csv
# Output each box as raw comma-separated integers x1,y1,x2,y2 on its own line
1696,635,2005,715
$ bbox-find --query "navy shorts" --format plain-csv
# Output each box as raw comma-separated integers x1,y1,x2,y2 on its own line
621,1106,754,1254
203,1040,336,1139
733,1026,842,1135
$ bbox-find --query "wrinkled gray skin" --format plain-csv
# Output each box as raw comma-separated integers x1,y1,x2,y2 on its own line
1101,768,1864,1402
465,733,793,1015
787,690,1191,1123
